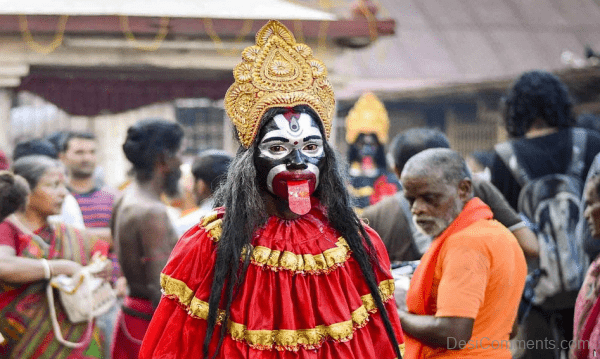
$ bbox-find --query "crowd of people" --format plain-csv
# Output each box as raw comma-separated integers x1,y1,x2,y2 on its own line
1,19,600,359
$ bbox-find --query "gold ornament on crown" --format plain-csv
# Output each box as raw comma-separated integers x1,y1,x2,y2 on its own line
345,92,389,144
224,20,335,148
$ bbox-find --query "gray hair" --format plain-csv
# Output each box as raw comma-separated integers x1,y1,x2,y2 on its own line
12,155,61,190
401,148,471,185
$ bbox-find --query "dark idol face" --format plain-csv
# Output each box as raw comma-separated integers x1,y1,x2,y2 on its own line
255,111,325,201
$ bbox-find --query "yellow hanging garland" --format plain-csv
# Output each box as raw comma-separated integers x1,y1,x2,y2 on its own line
19,15,69,55
357,0,378,42
317,20,330,54
203,18,254,56
293,20,305,44
120,16,170,52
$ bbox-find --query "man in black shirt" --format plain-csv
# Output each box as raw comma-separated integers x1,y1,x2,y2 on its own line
491,70,600,211
490,70,600,359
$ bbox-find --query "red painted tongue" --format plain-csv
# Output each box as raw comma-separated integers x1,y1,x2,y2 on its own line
287,180,311,215
361,156,374,170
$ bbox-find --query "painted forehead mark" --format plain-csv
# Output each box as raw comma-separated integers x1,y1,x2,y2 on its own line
282,110,301,122
271,113,320,138
282,111,301,133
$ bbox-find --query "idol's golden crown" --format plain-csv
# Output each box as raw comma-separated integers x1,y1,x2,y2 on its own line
345,92,389,144
224,20,335,148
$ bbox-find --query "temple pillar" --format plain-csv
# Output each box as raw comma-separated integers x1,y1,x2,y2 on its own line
0,88,13,155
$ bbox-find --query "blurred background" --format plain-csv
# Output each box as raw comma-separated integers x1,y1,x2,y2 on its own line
1,0,600,187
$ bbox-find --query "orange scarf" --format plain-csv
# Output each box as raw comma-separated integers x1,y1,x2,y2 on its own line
404,197,493,358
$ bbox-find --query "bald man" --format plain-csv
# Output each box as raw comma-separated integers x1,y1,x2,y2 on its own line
398,148,527,359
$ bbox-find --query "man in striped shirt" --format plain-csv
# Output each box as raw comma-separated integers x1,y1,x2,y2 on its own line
60,132,116,230
59,131,120,358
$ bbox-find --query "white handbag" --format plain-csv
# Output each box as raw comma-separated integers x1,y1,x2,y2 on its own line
46,258,117,348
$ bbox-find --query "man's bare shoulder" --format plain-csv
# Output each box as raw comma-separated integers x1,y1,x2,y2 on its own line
115,191,170,224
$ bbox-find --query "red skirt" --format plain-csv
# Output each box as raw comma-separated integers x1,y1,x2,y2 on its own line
140,206,404,358
111,296,153,359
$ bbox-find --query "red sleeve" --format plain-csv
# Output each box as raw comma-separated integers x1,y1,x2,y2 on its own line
0,221,19,250
90,240,110,256
140,221,220,359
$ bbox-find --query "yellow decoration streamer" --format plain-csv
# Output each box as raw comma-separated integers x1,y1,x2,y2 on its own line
19,15,68,55
203,18,254,56
293,20,305,44
120,16,170,52
317,20,331,54
357,0,379,42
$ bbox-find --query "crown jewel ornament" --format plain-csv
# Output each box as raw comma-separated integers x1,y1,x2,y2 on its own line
225,20,335,148
345,92,389,144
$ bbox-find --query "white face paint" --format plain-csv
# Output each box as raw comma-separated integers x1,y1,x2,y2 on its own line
257,113,324,160
254,112,326,199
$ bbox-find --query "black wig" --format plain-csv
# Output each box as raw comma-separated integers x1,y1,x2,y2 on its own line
347,133,388,170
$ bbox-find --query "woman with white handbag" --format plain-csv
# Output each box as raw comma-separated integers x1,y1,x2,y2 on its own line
0,155,113,358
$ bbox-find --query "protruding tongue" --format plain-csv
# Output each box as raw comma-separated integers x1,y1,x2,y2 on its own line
287,180,311,215
361,156,374,171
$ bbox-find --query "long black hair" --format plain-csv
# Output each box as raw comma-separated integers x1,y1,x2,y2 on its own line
347,133,388,169
503,70,575,138
204,105,402,359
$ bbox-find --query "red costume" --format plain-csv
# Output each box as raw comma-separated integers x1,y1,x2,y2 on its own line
141,20,404,359
140,204,404,358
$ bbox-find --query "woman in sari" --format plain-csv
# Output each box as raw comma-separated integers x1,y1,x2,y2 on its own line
571,174,600,358
0,155,106,358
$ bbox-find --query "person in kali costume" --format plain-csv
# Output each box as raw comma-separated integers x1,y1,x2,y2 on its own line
139,20,404,359
346,92,399,210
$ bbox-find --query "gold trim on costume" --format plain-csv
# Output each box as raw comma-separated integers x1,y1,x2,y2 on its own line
250,237,351,274
200,211,223,241
224,20,335,148
345,92,390,145
160,274,395,351
348,185,375,198
199,214,352,273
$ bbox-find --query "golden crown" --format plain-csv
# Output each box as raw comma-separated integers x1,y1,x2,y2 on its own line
345,92,389,144
224,20,335,148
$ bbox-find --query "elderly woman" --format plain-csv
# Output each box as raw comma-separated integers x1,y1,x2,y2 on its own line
0,155,106,358
572,174,600,358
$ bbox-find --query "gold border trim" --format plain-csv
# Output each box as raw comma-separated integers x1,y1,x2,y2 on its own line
161,274,395,351
250,237,350,274
200,212,352,274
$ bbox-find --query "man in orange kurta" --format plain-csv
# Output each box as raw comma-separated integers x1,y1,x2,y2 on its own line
398,148,527,358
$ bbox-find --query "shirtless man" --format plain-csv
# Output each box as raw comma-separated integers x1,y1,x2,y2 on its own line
110,118,184,359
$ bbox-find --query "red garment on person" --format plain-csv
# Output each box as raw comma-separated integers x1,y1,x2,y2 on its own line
111,296,153,359
140,204,404,358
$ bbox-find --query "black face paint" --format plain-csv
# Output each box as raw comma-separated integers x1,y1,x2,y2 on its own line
254,112,325,214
